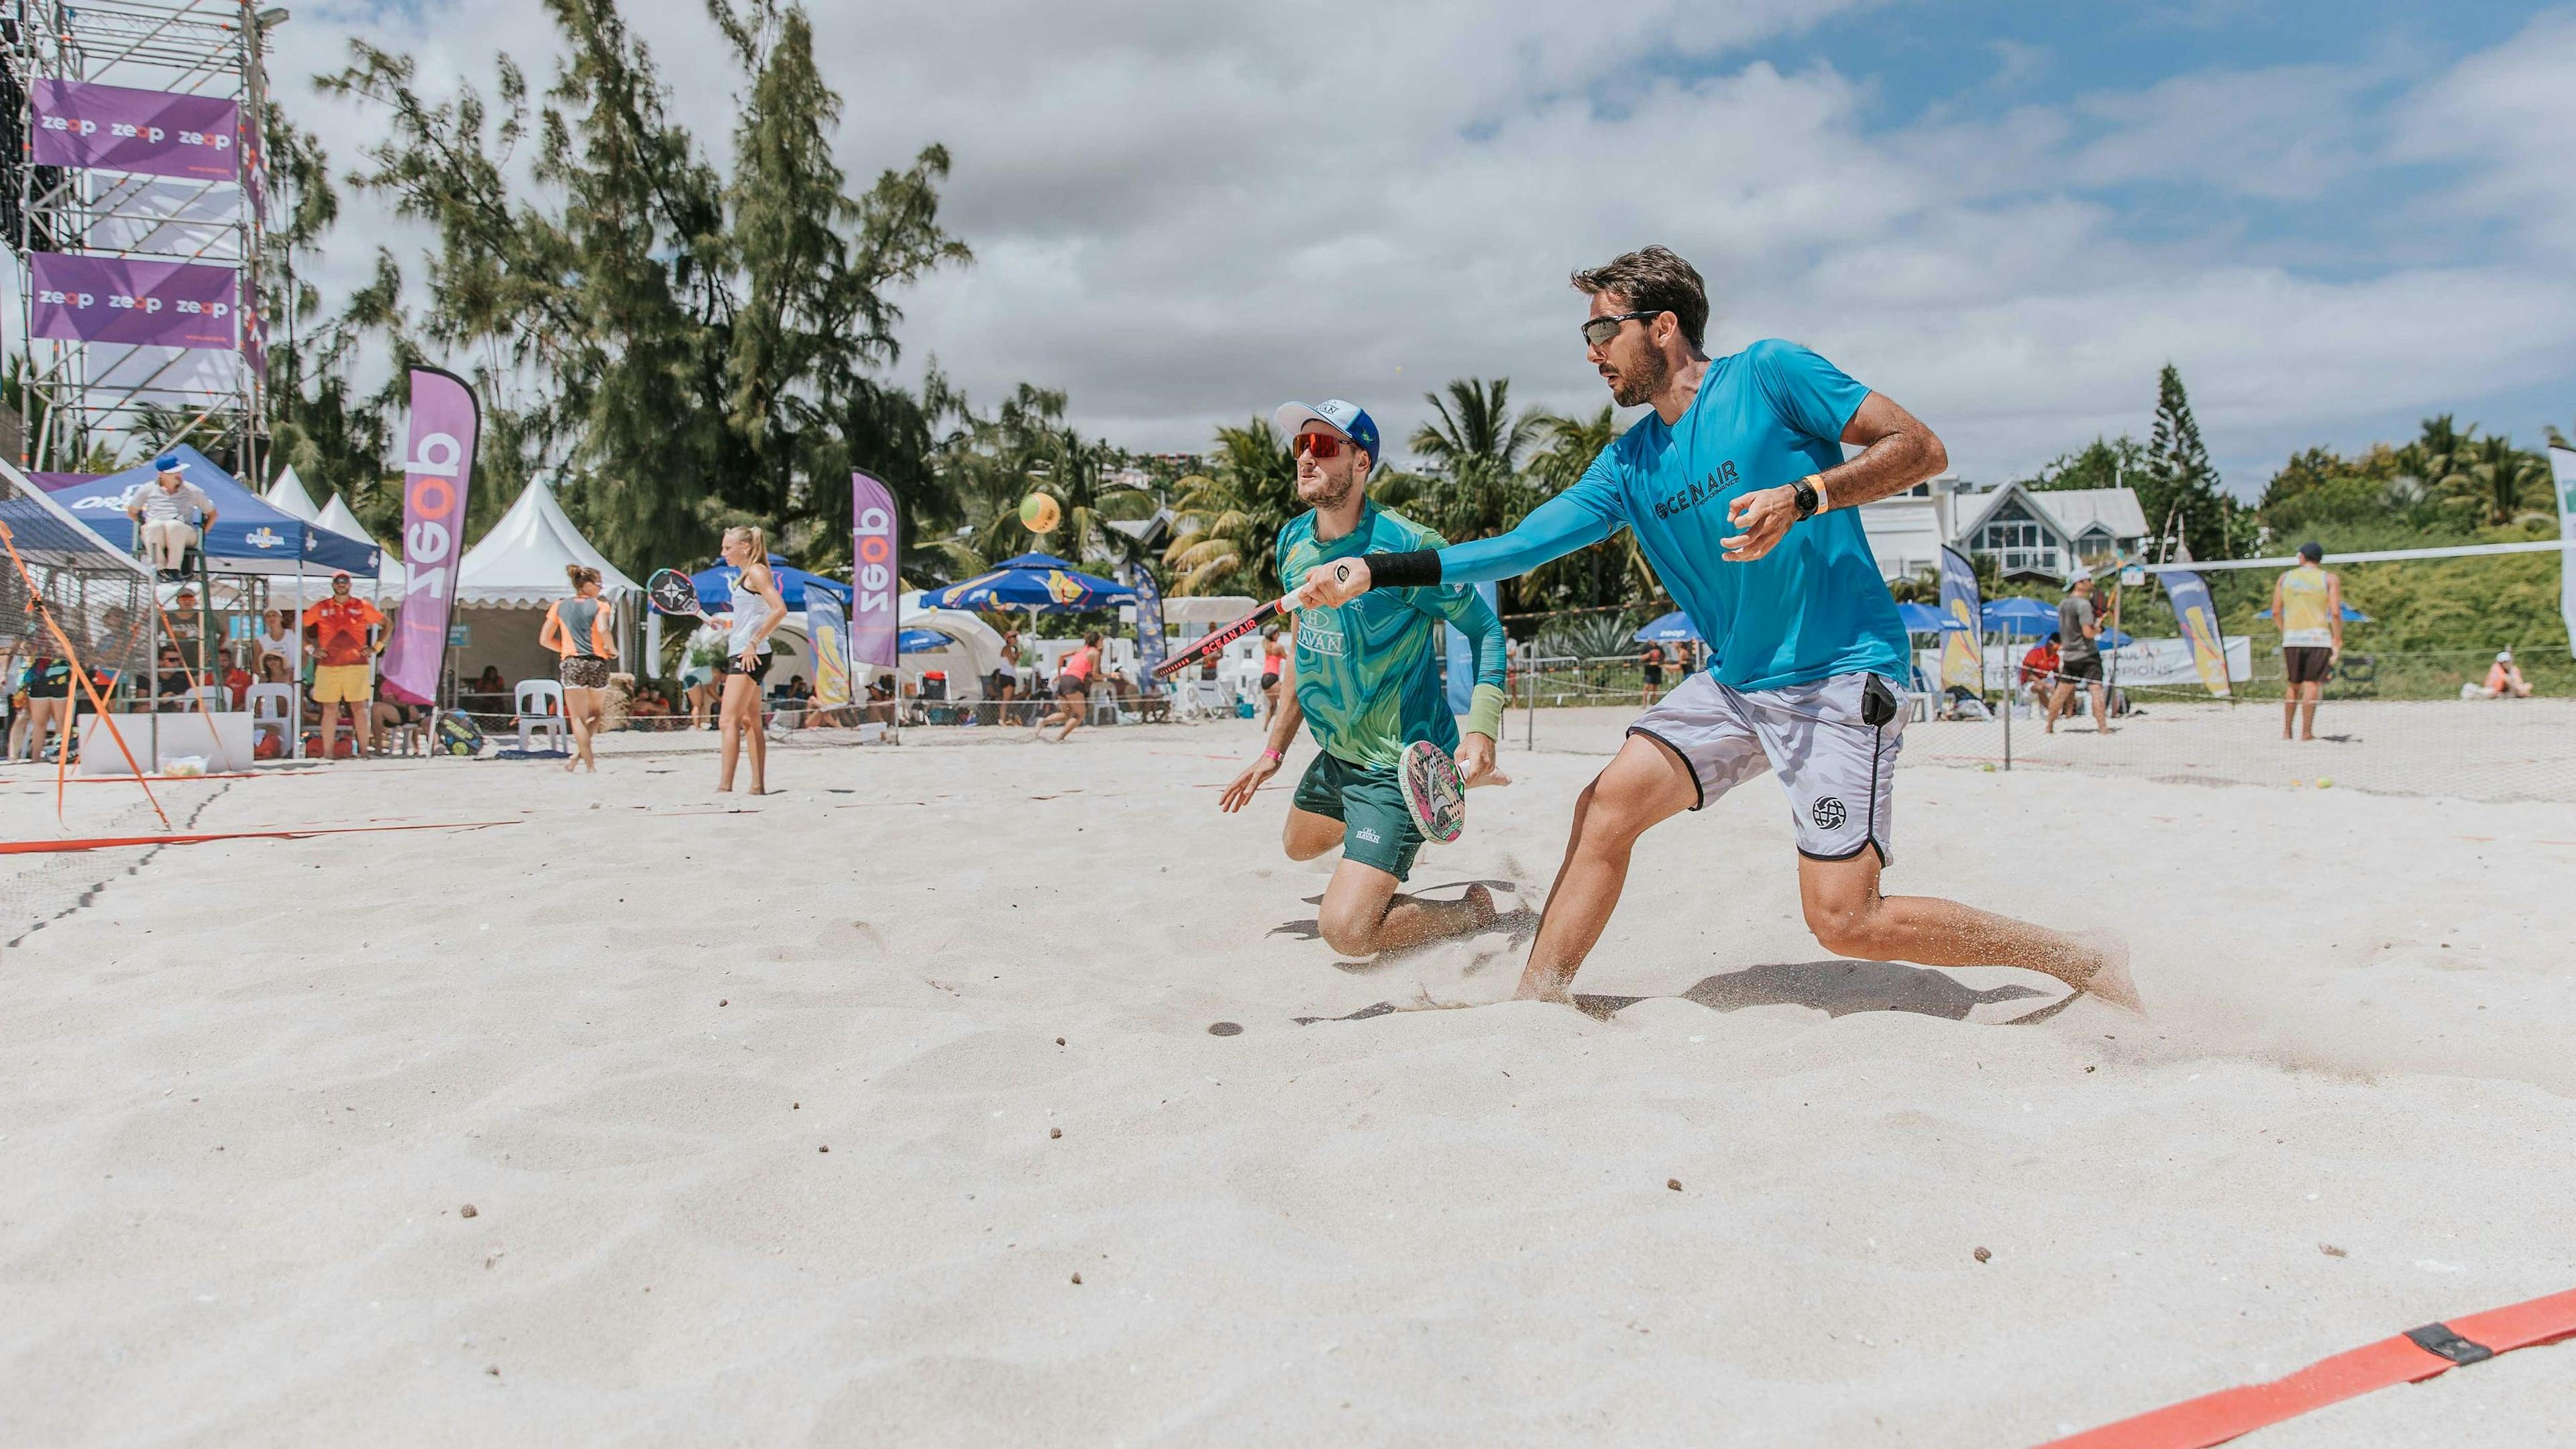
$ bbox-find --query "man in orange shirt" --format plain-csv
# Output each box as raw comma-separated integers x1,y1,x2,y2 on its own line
305,571,386,759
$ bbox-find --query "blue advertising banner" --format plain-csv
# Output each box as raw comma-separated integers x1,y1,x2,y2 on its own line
1937,544,1982,692
1446,580,1501,716
2163,569,2232,697
1126,562,1169,693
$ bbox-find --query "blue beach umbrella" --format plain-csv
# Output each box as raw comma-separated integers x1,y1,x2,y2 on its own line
897,627,950,654
1980,598,2061,636
694,554,852,613
1633,610,1701,643
1896,602,1954,633
923,551,1135,612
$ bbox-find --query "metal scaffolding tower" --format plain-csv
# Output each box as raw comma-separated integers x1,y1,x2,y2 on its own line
1,0,274,478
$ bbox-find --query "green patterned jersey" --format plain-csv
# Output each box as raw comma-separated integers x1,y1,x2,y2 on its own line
1278,502,1509,769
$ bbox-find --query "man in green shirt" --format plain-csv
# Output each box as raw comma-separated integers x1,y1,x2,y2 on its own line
1220,398,1512,957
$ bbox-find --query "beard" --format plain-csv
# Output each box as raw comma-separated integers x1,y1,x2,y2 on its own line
1607,345,1668,408
1299,470,1357,513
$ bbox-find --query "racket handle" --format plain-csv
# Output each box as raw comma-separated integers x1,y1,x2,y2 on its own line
1152,597,1286,680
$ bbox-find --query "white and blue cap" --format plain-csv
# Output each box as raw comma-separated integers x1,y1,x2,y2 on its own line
154,453,183,474
1272,398,1380,463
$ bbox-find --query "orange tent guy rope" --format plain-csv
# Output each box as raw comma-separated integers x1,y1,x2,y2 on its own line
2036,1285,2576,1447
0,519,168,830
149,590,240,771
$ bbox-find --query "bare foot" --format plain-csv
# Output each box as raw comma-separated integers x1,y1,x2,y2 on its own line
2065,928,2143,1013
1462,882,1497,931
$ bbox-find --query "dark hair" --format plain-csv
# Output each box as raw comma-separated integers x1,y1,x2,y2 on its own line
1083,631,1102,646
1570,246,1709,350
2044,631,2060,644
2297,541,2323,561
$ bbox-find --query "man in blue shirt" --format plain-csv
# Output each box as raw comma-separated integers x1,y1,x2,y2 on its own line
1295,247,2139,1012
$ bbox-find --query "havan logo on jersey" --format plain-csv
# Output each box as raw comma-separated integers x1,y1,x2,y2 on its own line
1296,612,1348,657
1649,461,1741,523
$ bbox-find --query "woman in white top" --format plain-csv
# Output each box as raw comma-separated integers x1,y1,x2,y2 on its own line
254,608,293,676
716,526,788,794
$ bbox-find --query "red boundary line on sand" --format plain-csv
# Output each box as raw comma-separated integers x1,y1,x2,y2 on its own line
2035,1286,2576,1448
0,819,520,855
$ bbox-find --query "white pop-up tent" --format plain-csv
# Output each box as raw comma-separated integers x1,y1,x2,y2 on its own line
264,464,322,523
315,494,407,594
449,476,643,693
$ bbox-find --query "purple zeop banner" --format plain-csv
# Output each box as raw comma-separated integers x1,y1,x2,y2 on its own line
30,79,240,180
850,472,900,669
378,369,482,707
28,253,237,350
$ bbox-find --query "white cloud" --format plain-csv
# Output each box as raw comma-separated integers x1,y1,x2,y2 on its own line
266,0,2576,492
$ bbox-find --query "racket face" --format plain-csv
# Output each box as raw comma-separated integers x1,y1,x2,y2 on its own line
647,569,704,617
1399,739,1466,845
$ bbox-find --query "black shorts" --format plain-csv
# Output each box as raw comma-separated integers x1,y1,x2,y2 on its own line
1642,666,1665,687
1260,672,1280,690
716,653,774,683
2059,655,2103,684
2283,646,2334,686
1055,674,1088,698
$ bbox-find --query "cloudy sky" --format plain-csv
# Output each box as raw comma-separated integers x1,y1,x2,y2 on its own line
275,0,2576,492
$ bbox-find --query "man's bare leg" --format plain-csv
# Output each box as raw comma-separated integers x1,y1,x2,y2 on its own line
2089,682,2111,733
2045,682,2073,733
1284,809,1494,957
1513,735,1697,1001
2298,682,2319,741
1797,851,2141,1010
2282,692,2297,741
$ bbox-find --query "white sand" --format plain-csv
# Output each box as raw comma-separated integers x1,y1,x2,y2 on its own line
4,714,2573,1446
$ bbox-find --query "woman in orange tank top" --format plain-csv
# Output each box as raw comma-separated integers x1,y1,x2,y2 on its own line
1035,631,1102,743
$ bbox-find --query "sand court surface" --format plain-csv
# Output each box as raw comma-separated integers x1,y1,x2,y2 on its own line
4,718,2573,1446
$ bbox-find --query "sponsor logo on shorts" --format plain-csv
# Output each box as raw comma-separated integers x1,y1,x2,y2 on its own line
1354,826,1381,843
1810,796,1847,830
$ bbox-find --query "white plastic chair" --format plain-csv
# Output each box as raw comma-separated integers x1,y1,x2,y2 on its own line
184,684,229,711
515,680,567,753
246,683,295,750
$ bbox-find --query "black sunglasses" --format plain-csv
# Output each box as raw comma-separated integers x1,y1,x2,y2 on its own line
1580,310,1664,347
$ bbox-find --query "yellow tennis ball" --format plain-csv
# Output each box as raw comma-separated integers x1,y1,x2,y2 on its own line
2316,777,2333,789
1020,492,1061,533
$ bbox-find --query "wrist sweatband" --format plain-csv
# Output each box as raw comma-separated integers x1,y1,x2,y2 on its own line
1364,549,1441,590
1464,682,1507,742
1261,746,1283,763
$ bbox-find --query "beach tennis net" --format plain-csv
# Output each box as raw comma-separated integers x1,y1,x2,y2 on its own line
1514,653,2576,805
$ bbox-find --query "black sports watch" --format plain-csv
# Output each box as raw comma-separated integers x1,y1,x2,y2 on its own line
1790,474,1822,520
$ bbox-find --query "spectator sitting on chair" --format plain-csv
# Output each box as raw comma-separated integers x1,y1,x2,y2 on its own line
863,674,898,725
255,608,294,677
470,665,506,696
303,570,386,760
2020,633,2061,712
123,455,217,580
154,647,195,709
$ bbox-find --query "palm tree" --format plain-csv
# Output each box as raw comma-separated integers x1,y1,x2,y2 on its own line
923,383,1149,580
1409,377,1547,543
2442,434,2548,527
1519,405,1654,610
1163,417,1298,594
2404,413,2473,496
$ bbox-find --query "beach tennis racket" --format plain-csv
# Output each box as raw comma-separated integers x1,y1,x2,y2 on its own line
647,568,708,619
1400,739,1467,845
1152,594,1289,681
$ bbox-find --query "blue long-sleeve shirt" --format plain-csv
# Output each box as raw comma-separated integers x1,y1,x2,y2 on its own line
1437,339,1911,692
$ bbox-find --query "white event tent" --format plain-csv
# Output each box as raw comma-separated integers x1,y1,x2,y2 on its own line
315,494,408,594
264,464,322,522
449,476,643,694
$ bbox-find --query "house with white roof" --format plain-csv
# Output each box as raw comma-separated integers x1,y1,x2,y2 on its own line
1858,478,2149,584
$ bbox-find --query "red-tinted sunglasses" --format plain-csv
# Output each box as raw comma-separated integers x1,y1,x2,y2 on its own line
1294,432,1353,460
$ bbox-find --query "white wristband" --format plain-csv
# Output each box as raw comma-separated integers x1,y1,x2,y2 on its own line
1811,476,1831,514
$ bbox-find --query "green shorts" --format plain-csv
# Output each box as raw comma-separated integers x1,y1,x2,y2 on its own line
1293,750,1424,882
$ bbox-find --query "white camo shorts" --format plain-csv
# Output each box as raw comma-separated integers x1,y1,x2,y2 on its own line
1627,670,1906,865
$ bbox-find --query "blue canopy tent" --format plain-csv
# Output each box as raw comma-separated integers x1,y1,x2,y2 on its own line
40,445,379,577
1980,597,2061,636
692,554,852,614
1633,610,1701,643
922,552,1134,612
1896,602,1960,634
2255,604,2371,623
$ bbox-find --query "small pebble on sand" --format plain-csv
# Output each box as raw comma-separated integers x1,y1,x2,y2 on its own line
1056,1037,1066,1046
818,1145,829,1153
1666,1179,1681,1191
1208,1022,1242,1037
1070,1272,1082,1285
719,1000,728,1007
2320,1244,2347,1257
460,1204,478,1219
486,1365,500,1377
1050,1127,1062,1139
1974,1246,1992,1263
